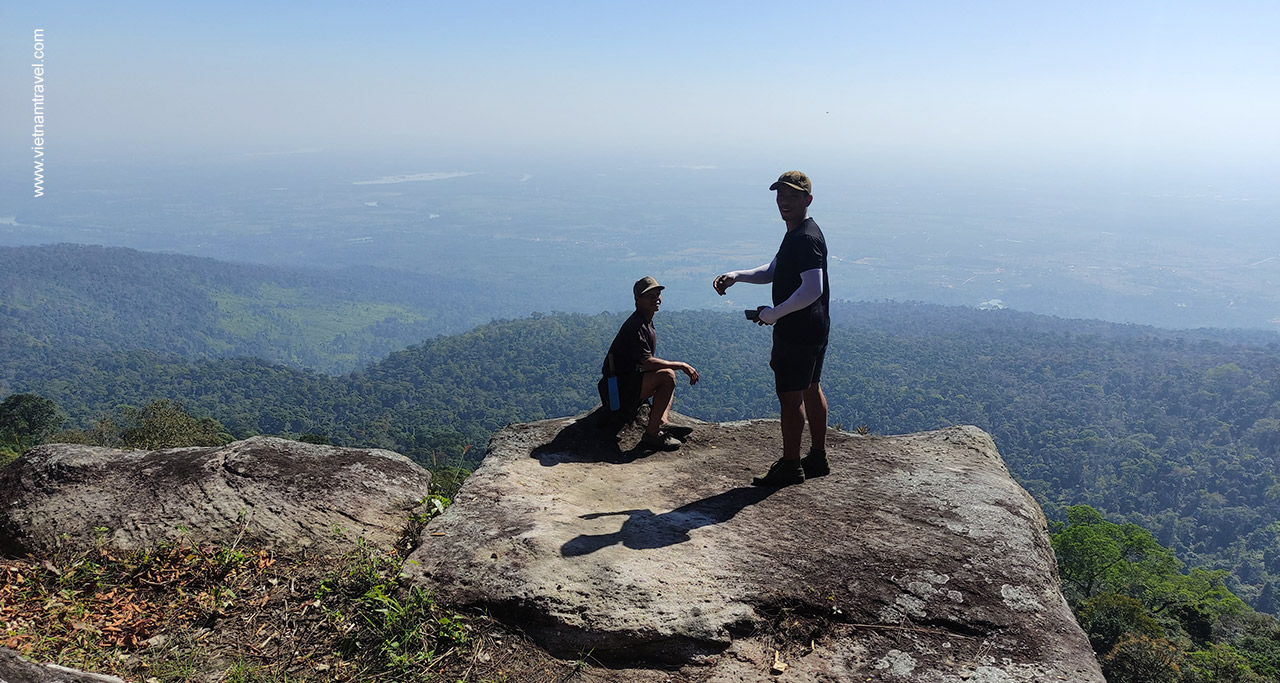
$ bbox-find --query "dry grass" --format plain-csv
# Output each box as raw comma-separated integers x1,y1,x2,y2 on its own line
0,529,593,682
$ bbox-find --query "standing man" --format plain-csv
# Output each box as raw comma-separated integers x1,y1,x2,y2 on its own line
601,276,699,451
713,171,830,486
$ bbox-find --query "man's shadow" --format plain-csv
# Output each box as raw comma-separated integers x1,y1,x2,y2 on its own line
531,407,654,466
561,486,777,556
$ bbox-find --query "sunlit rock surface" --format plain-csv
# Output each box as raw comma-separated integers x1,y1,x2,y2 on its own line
406,410,1103,681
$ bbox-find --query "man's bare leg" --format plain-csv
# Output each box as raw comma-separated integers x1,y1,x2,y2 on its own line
778,389,806,460
803,382,828,452
641,368,676,436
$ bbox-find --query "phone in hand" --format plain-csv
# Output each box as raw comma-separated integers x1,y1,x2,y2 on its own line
744,309,760,322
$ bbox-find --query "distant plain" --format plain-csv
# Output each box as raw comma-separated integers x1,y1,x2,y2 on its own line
2,154,1278,333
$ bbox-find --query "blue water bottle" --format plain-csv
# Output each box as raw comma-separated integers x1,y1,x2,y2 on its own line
606,354,620,410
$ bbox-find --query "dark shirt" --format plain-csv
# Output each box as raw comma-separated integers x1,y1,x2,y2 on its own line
772,217,830,344
602,310,656,375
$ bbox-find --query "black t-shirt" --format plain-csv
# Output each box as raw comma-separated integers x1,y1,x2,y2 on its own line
772,217,830,344
602,310,656,375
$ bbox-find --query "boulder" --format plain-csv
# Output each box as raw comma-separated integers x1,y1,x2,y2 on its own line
0,436,431,557
405,411,1103,681
0,647,126,682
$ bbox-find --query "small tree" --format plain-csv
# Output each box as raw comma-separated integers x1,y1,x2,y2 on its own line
1103,634,1182,683
119,400,233,449
0,393,66,450
1183,643,1265,682
1052,505,1179,602
0,444,19,468
1076,592,1164,656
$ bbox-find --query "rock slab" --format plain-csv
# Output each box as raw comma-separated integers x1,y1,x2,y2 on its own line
0,436,431,557
0,647,126,682
405,411,1104,682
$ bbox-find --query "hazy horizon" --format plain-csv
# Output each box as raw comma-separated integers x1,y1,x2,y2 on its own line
0,155,1275,332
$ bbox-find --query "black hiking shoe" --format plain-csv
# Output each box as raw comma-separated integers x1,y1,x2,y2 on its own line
661,424,694,441
640,431,681,451
801,448,830,478
751,458,804,487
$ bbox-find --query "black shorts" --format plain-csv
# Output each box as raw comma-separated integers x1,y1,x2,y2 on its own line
771,340,827,393
597,371,643,414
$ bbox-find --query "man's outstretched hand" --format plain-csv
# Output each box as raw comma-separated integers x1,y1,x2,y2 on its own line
713,273,736,295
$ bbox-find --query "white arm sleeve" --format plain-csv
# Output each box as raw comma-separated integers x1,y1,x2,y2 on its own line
730,258,776,284
768,268,824,318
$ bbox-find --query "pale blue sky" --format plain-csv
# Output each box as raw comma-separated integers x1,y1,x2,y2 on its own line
2,1,1278,178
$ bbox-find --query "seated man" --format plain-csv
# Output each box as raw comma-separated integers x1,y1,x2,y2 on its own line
600,276,699,451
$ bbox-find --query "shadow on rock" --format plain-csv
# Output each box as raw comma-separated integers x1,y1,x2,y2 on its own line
531,408,656,466
561,487,776,556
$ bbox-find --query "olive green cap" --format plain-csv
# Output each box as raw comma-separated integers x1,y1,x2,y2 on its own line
769,170,812,194
633,276,664,298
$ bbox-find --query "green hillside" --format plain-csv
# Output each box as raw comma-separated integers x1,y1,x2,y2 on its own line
0,244,522,374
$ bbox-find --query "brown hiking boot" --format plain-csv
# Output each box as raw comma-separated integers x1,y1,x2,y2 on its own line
751,458,804,487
